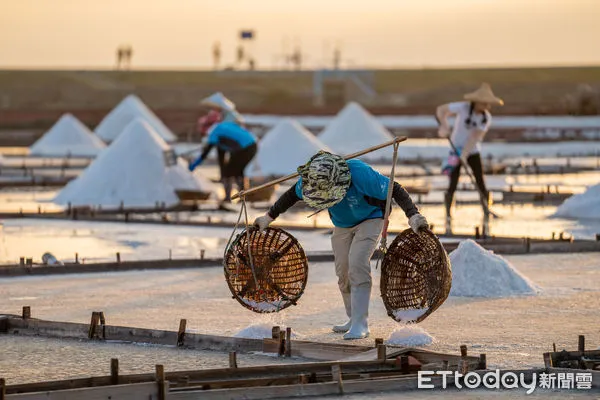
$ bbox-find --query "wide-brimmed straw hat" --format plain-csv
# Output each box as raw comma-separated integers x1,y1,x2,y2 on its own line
297,151,351,210
200,92,236,112
464,83,504,106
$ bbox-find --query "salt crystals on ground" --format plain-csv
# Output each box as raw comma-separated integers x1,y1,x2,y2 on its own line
234,322,299,340
387,325,434,347
55,118,215,208
29,114,106,157
449,240,539,297
553,183,600,220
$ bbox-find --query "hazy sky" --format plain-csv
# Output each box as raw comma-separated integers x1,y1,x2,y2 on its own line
1,0,599,69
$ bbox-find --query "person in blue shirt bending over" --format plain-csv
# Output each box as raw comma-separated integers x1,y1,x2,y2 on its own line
189,111,257,208
253,151,429,340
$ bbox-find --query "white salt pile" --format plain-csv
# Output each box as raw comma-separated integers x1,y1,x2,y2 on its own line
387,325,434,347
392,307,430,323
95,94,176,143
234,323,299,340
553,183,600,220
318,102,394,161
449,240,539,298
55,118,215,208
245,119,330,178
29,114,106,157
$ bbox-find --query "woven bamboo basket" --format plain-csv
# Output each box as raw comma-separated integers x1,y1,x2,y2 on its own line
224,227,309,313
380,228,452,323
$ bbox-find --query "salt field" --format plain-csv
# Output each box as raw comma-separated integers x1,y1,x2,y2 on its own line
1,88,599,397
2,253,599,377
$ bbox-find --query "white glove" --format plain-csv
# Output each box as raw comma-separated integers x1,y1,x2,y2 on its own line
438,126,451,138
408,213,429,234
254,213,274,231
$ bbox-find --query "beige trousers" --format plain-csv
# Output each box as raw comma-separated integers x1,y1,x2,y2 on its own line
331,218,384,294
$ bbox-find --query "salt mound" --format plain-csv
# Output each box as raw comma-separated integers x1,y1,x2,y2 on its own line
234,323,298,340
30,114,106,157
553,183,600,220
450,240,539,298
55,118,215,208
95,95,176,143
387,325,434,347
245,119,331,178
318,102,394,161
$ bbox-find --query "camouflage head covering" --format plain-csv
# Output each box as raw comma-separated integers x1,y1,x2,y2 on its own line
297,151,351,210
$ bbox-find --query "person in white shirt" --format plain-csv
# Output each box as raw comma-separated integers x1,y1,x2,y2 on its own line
436,83,504,223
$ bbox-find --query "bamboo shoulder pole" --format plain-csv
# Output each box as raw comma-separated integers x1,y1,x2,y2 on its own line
232,136,407,200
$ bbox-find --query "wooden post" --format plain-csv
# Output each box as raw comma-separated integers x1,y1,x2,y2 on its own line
88,312,100,339
460,345,468,358
37,206,41,214
525,237,531,253
155,365,166,400
271,326,281,339
207,216,212,224
0,378,5,400
26,258,33,266
400,355,410,373
229,351,238,368
110,358,119,385
99,311,106,339
22,306,31,319
200,249,205,260
442,360,449,370
552,232,555,240
578,335,585,353
374,338,383,348
331,364,344,394
116,252,121,263
377,344,386,361
75,253,79,263
478,354,487,370
553,342,557,352
298,374,309,384
169,249,172,260
285,327,292,357
177,319,186,347
475,227,480,239
19,257,25,266
278,330,286,356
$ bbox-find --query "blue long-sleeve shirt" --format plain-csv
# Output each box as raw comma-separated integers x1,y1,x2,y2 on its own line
268,159,419,228
193,122,257,166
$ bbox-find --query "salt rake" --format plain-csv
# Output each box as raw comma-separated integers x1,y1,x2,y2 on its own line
446,137,501,220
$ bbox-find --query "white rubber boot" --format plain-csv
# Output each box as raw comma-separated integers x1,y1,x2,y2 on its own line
343,285,370,340
332,291,352,333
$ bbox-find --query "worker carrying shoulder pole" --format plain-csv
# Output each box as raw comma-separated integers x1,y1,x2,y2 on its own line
436,83,504,231
189,111,257,209
253,151,429,340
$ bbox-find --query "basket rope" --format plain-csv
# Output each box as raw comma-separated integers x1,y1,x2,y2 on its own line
376,141,400,267
224,196,260,291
